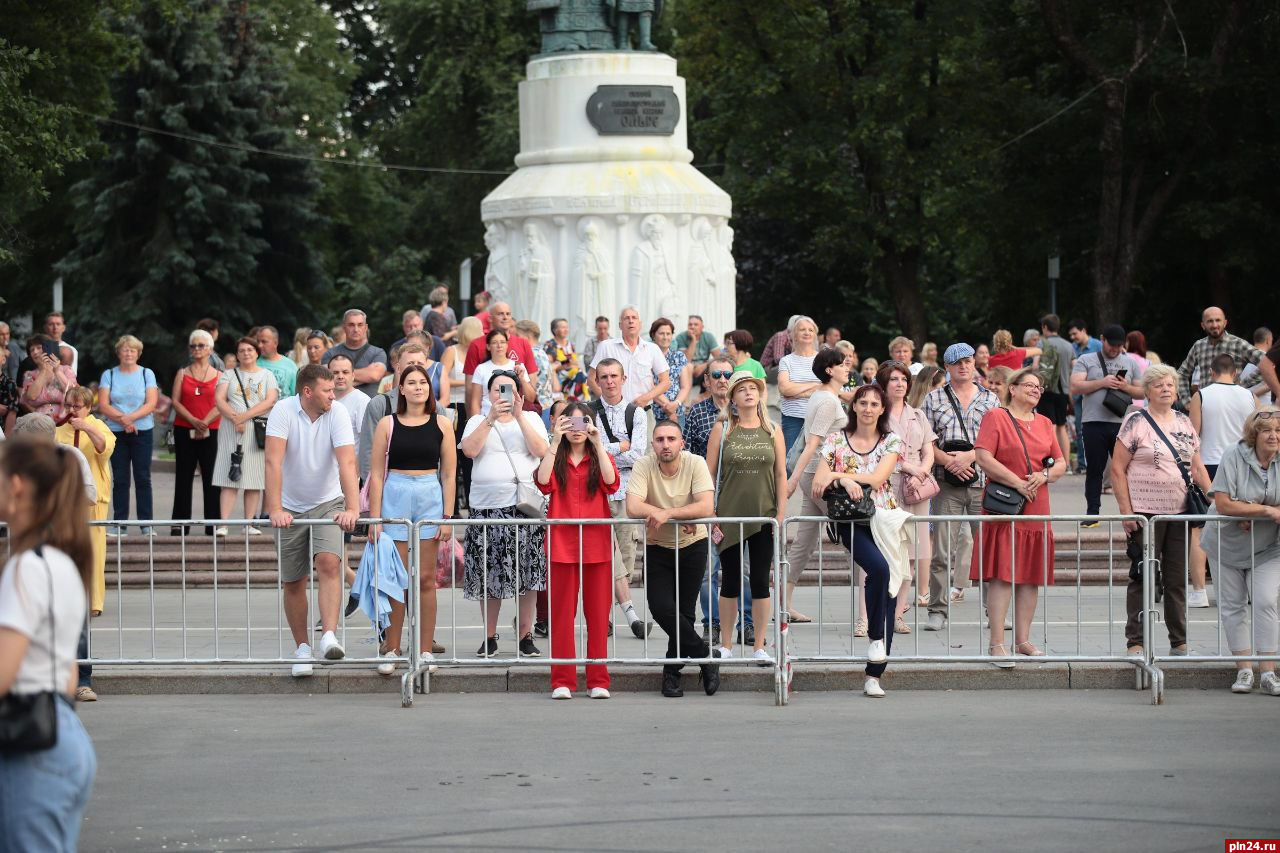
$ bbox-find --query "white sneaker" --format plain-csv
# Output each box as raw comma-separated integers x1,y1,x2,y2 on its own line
247,526,263,536
863,676,885,698
1259,672,1280,697
318,630,345,661
377,650,398,676
751,648,772,666
1187,588,1211,608
866,639,887,664
1231,669,1255,694
589,687,611,699
552,686,572,700
718,646,734,658
421,651,438,674
213,526,229,537
292,643,314,677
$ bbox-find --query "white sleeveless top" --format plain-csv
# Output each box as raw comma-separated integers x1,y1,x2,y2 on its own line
449,345,466,404
1198,382,1256,464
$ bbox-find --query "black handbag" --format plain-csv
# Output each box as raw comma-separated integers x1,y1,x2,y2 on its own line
939,386,979,487
981,409,1034,516
821,432,878,522
1097,352,1132,418
1139,410,1211,526
234,369,269,450
0,547,59,754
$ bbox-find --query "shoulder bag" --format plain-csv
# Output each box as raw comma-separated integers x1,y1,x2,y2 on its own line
901,408,941,504
981,409,1034,516
1096,352,1133,418
822,432,878,523
711,421,729,545
358,411,394,515
1139,410,1211,524
234,369,269,450
0,547,59,754
939,386,979,487
494,416,548,519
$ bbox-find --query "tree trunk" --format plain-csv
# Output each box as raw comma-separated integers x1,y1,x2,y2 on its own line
879,245,928,347
1090,80,1128,326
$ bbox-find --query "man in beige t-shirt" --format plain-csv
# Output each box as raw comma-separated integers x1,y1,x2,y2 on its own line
626,420,718,697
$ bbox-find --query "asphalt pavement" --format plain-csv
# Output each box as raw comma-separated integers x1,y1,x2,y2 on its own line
78,690,1280,852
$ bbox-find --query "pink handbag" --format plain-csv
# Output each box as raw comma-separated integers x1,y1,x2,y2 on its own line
903,471,940,505
359,414,394,514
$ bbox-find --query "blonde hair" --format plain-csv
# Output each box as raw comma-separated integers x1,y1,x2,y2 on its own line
986,365,1014,404
64,385,95,409
1242,405,1280,448
455,316,483,353
907,365,944,408
834,340,856,357
1141,363,1178,397
115,334,143,354
514,319,541,341
888,335,914,353
992,329,1014,354
718,381,776,437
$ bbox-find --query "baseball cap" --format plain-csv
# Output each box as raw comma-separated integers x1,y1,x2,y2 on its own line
1101,324,1126,346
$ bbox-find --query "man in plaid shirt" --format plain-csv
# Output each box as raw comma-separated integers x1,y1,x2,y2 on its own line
921,343,999,631
1176,307,1262,406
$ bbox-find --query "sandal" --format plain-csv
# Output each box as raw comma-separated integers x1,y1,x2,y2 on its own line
1126,645,1145,657
988,643,1015,668
893,616,912,634
853,617,868,638
1015,641,1046,657
916,593,929,607
950,588,965,603
788,610,813,624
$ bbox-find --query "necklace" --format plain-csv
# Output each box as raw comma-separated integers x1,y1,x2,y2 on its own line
190,362,213,395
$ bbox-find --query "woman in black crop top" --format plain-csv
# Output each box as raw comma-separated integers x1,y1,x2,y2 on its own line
367,364,457,675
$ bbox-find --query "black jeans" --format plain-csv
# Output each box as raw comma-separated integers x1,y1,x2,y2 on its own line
77,622,91,689
1082,421,1122,515
645,540,711,676
172,427,219,528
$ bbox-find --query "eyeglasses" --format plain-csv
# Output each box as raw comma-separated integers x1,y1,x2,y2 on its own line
1015,383,1043,393
709,370,734,380
1256,411,1279,420
189,344,208,350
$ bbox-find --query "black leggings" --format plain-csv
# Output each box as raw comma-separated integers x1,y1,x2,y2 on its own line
718,528,773,600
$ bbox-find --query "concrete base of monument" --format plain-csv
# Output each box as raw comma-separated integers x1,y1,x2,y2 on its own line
87,662,1236,695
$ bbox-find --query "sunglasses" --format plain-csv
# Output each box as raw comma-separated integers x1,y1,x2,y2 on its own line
709,370,734,380
189,343,209,350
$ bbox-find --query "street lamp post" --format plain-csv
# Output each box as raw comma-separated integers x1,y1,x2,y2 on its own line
1047,255,1060,316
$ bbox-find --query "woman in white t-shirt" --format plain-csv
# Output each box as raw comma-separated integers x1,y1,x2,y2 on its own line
777,315,821,466
459,371,550,658
466,328,536,419
0,436,98,849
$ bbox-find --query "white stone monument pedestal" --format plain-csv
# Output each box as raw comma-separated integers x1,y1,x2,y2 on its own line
481,51,735,346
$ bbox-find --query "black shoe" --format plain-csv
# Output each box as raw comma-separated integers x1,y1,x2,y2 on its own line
344,594,360,618
712,624,721,647
477,635,499,657
533,619,549,638
738,623,755,645
662,671,684,697
699,656,721,696
630,619,652,639
518,633,541,657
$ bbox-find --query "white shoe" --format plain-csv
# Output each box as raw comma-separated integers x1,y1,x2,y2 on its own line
421,651,438,674
718,646,734,658
213,526,229,537
866,639,887,664
1187,588,1211,608
1260,672,1280,697
751,648,772,666
863,677,885,698
318,630,345,661
552,686,572,700
247,526,263,536
1231,669,1255,693
292,643,314,677
377,650,398,676
589,687,611,699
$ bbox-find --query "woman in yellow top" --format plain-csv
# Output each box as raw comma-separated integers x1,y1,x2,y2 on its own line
56,385,116,614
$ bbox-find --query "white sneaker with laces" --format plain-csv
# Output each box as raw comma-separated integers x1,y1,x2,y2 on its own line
751,648,772,666
422,651,438,674
292,643,314,677
589,687,610,699
213,526,228,537
718,646,734,658
1259,672,1280,697
1187,588,1211,608
377,650,398,676
319,630,345,661
867,639,887,664
863,677,885,698
1231,669,1255,694
552,686,572,700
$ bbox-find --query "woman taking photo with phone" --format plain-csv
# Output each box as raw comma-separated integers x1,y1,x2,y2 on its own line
20,337,77,421
366,364,457,676
55,386,115,616
212,337,279,535
535,402,620,698
0,436,98,850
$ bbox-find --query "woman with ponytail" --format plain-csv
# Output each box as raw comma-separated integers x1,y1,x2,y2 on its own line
535,401,619,699
0,435,98,849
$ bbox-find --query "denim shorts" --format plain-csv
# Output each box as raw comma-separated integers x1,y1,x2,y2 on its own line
0,696,96,852
381,472,444,541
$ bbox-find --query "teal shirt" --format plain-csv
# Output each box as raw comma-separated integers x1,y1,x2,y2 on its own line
673,330,720,364
257,355,298,398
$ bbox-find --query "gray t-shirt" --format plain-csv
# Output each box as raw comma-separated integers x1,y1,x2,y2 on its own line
1039,334,1074,394
322,342,389,397
802,390,848,474
1072,350,1142,423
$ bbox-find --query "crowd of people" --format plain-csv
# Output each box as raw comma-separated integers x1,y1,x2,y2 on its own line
2,299,1279,713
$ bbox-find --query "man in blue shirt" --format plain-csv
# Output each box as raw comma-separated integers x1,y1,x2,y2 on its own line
1067,319,1102,474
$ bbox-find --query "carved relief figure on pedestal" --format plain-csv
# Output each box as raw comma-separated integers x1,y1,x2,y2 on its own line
527,0,615,53
571,218,614,344
519,220,557,324
686,217,719,334
715,220,737,333
483,222,513,307
607,0,663,51
630,213,679,325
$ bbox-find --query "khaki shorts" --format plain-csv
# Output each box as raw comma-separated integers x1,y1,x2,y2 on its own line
276,497,346,583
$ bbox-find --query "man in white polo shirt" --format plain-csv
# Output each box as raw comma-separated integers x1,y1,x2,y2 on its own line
588,306,670,406
264,364,360,676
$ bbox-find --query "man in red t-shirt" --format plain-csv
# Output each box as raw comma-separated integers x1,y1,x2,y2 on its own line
463,301,538,415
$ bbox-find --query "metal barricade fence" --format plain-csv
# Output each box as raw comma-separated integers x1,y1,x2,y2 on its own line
1145,513,1280,705
399,515,785,708
777,513,1165,704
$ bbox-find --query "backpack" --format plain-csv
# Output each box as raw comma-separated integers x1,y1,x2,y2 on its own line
1038,339,1064,394
590,400,639,444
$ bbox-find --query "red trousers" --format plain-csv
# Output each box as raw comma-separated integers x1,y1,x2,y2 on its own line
549,560,612,691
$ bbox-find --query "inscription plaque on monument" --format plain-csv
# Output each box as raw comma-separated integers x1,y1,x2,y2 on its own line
585,85,679,136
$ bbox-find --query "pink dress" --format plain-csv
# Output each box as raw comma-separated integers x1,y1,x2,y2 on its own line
970,409,1058,586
